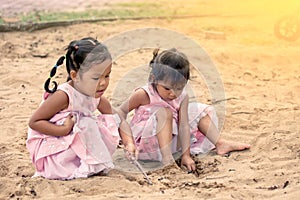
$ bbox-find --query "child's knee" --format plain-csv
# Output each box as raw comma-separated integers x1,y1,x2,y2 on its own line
204,106,216,116
203,106,218,126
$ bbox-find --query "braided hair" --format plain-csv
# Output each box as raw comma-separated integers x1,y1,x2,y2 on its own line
44,37,111,93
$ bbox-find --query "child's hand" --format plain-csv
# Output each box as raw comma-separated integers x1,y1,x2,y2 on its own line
124,143,138,161
62,114,76,136
181,154,196,172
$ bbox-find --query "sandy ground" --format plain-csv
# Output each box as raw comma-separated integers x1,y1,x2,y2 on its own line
0,0,300,199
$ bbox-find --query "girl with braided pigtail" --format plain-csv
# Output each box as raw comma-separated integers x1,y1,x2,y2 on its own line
27,37,136,180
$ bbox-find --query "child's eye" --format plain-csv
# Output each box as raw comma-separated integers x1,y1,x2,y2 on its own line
105,74,110,78
92,77,99,80
163,86,171,90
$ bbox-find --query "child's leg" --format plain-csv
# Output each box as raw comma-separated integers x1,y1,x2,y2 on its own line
198,114,250,155
156,107,175,165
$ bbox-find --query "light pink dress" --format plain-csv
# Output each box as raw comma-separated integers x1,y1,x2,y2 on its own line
26,83,120,180
130,84,218,161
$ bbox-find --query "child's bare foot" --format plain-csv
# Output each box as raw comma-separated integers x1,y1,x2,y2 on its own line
215,139,250,155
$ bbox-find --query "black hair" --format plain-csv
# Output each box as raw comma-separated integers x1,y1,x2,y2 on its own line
149,48,190,86
44,37,111,93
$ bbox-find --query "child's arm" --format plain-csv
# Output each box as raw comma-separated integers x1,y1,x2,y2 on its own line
117,88,150,119
178,95,196,171
29,91,74,137
115,89,150,157
98,96,113,114
98,96,137,156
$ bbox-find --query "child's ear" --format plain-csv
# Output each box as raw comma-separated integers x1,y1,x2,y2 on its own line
70,70,78,81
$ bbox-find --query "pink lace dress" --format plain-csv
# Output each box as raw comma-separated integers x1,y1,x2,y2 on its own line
26,83,120,180
130,84,218,161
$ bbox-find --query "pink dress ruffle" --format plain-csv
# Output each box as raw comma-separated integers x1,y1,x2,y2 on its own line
130,84,217,161
26,83,120,180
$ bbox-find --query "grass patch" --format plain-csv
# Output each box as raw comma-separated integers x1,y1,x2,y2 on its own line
115,2,160,8
6,2,169,25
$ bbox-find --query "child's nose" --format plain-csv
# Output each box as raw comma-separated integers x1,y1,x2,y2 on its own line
170,90,177,97
172,89,182,97
99,78,107,86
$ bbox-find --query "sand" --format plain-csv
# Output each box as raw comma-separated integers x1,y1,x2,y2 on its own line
0,0,299,199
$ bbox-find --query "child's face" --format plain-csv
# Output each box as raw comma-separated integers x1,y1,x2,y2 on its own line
74,59,112,98
156,81,186,101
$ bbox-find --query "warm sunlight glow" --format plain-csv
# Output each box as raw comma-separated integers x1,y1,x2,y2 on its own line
180,0,300,16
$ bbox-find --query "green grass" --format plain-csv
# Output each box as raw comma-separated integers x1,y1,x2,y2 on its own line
0,0,243,25
8,2,170,25
115,2,160,8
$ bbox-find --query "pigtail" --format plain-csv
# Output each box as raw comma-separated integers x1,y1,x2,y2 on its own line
149,48,160,66
65,43,81,81
44,56,65,93
65,48,72,81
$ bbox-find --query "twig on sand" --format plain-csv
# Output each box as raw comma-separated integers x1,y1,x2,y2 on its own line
232,111,253,115
211,97,238,104
206,175,228,180
123,147,153,185
115,194,134,198
31,53,48,58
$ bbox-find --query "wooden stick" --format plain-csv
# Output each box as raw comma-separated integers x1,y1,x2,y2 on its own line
123,148,153,185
